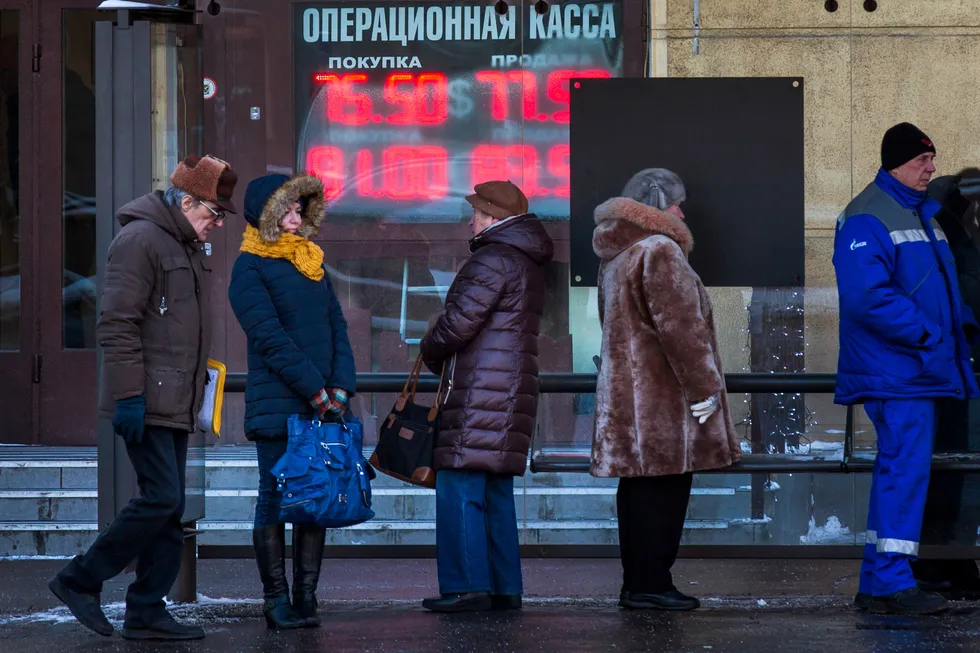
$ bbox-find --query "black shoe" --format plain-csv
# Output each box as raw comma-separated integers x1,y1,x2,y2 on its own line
491,595,522,610
867,587,948,615
422,592,492,613
121,610,205,641
292,524,326,626
854,593,873,610
48,576,113,637
253,524,311,630
619,589,700,611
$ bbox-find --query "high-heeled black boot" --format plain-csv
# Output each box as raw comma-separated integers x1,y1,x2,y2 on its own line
292,524,326,626
252,524,310,630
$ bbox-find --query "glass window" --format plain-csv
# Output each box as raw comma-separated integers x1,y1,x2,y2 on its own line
0,11,17,352
62,11,99,349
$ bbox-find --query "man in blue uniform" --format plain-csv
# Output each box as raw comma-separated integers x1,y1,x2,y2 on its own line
834,122,980,615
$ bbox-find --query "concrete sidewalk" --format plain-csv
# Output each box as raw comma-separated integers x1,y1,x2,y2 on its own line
1,558,978,652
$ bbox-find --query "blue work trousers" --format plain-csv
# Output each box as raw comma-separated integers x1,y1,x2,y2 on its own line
859,399,935,597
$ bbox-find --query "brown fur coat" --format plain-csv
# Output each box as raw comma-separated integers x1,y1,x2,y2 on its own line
591,197,741,478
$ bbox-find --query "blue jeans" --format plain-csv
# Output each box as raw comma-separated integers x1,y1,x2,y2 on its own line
435,469,523,596
254,439,289,528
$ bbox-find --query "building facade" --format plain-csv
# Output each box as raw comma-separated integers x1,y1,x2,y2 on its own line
1,0,978,458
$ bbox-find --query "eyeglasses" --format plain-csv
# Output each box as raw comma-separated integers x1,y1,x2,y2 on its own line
199,202,226,223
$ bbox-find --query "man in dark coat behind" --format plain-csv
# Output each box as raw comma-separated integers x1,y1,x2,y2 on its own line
419,180,554,613
49,155,239,640
913,169,980,598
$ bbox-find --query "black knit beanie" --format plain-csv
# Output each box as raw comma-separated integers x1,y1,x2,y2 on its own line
881,122,936,171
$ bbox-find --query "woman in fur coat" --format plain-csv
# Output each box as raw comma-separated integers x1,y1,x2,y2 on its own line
228,174,356,629
591,168,741,611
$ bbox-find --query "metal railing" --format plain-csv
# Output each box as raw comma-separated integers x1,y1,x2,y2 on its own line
224,372,980,474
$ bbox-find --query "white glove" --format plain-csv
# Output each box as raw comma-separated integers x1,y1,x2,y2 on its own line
691,396,719,424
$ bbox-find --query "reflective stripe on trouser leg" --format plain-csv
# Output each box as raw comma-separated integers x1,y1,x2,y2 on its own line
858,457,880,596
864,398,935,596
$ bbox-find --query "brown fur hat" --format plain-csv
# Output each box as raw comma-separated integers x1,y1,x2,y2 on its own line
170,155,239,213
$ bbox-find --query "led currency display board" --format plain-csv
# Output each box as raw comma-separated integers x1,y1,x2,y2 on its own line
294,1,624,221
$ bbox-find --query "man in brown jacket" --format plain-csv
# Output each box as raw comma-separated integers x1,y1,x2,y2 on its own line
419,181,554,613
49,155,238,641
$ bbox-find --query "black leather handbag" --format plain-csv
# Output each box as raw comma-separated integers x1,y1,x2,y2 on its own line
369,355,444,489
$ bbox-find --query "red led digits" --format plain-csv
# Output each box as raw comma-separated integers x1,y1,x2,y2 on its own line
306,145,345,200
475,71,508,120
353,147,448,199
548,145,571,197
383,74,415,125
416,73,449,124
318,73,372,125
471,145,538,196
546,69,611,122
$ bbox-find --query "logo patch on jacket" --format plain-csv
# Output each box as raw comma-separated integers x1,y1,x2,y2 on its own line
850,239,867,251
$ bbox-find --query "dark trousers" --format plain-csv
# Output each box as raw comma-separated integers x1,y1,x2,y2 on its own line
616,473,694,593
254,439,289,528
914,397,980,584
59,426,188,616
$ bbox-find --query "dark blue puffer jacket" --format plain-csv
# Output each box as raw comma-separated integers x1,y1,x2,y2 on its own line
228,174,356,440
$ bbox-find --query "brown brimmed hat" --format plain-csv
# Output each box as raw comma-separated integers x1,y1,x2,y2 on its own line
170,155,239,214
465,180,528,221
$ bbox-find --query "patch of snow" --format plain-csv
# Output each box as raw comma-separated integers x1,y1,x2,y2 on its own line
757,599,768,607
0,555,73,560
799,516,853,545
740,441,752,454
737,481,780,492
730,514,772,525
195,594,262,605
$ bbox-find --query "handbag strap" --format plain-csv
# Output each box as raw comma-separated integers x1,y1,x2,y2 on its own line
396,355,425,411
428,361,448,423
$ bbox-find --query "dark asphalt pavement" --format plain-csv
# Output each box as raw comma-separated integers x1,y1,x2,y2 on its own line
2,559,979,652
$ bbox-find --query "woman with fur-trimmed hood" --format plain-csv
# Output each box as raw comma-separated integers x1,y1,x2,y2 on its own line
229,174,355,630
592,168,741,613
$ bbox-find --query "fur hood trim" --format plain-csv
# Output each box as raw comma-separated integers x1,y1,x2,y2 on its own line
592,197,694,260
258,175,326,243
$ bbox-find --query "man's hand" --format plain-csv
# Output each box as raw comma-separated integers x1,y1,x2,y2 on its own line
113,395,146,444
691,396,719,425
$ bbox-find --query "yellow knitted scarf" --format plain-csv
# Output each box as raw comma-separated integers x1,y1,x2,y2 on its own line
240,225,324,281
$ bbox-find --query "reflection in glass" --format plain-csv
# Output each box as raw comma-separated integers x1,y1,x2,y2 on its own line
0,12,17,351
62,11,100,349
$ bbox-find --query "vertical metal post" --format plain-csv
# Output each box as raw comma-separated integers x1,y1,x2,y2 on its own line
96,8,201,601
168,522,198,603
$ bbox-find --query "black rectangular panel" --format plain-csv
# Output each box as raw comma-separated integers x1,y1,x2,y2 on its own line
569,77,805,288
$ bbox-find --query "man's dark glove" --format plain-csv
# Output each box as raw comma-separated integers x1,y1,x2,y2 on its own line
113,395,146,444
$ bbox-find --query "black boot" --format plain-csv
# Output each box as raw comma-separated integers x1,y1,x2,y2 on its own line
867,587,948,615
292,524,326,626
252,524,309,630
619,589,700,611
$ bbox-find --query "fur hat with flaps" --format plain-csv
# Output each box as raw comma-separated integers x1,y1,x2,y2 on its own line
243,174,326,243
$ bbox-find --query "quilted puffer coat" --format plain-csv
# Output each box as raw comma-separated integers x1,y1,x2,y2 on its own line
420,214,555,476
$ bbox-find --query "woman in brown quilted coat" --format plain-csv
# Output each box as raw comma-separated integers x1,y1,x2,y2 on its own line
592,168,741,612
419,181,554,613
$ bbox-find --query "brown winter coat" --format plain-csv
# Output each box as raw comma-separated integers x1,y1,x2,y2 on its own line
420,214,555,476
97,191,213,432
591,197,741,478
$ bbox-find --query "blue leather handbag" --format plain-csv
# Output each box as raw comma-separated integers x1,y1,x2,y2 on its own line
271,414,375,528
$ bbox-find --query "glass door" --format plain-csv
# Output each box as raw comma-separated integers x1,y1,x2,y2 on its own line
0,4,34,444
